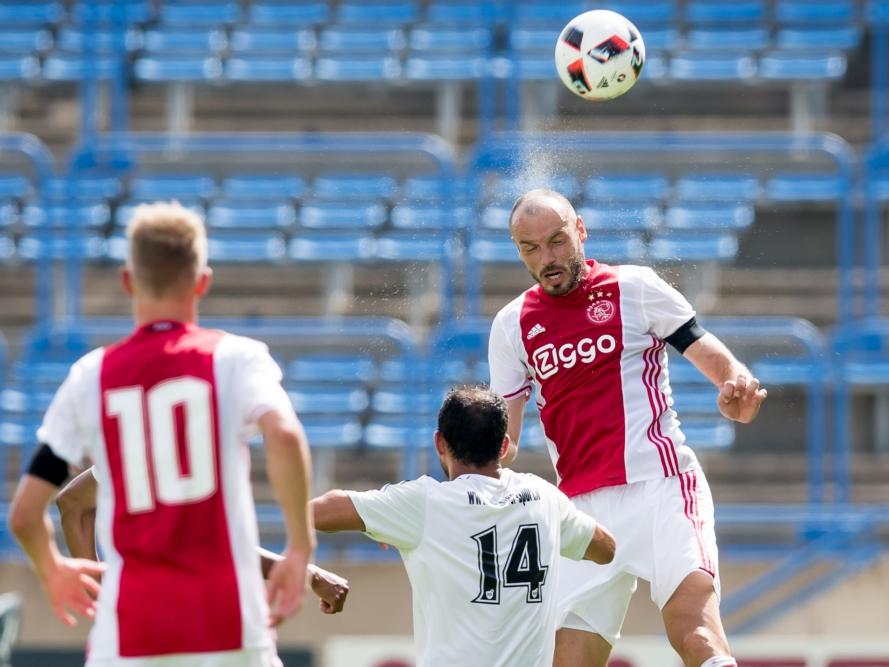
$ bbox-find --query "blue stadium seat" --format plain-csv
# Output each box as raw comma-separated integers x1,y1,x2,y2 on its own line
43,55,118,81
868,175,889,202
775,1,857,24
674,173,761,201
765,173,845,201
667,356,711,383
0,419,40,448
207,203,297,229
686,28,769,51
401,176,471,202
0,204,17,228
0,175,32,200
684,1,766,25
206,234,287,263
22,204,111,228
664,204,754,230
486,174,581,201
300,202,387,230
410,27,493,52
114,201,204,228
425,1,502,27
142,28,227,54
636,28,681,51
680,420,735,449
0,29,52,54
130,174,217,200
338,1,420,26
9,360,71,385
379,357,470,384
512,3,585,27
249,1,331,27
868,0,889,24
670,52,757,80
56,28,141,54
160,2,241,27
372,386,448,414
670,385,721,416
775,27,861,51
287,355,377,384
577,204,661,230
374,233,455,262
301,416,363,448
42,176,122,202
598,1,677,26
229,28,316,54
69,0,153,24
0,56,40,81
288,234,375,262
585,173,670,201
319,28,406,54
0,388,54,413
365,417,434,450
313,174,398,200
0,236,15,262
759,52,847,80
390,204,471,230
226,57,312,82
222,175,307,201
752,357,828,384
509,27,563,53
404,56,487,80
508,55,554,81
0,3,63,26
288,385,370,415
314,56,401,81
648,232,738,262
18,235,106,261
480,204,511,230
134,56,223,82
470,234,645,263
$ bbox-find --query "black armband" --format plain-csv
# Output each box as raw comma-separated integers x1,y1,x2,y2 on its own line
27,444,70,487
664,317,707,354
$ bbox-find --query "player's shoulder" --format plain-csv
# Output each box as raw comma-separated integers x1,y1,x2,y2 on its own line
502,469,559,495
492,290,531,328
379,475,438,498
616,263,659,284
212,330,273,361
67,346,106,381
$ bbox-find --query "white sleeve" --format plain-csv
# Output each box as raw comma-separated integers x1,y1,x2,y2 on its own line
347,477,432,551
640,267,696,340
555,488,598,560
488,312,531,400
237,338,295,429
36,351,102,467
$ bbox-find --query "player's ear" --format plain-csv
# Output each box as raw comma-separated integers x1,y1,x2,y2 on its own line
575,215,588,242
194,267,213,297
120,266,135,296
498,435,511,461
433,431,448,458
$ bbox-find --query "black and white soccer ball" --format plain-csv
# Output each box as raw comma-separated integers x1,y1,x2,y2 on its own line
554,10,646,101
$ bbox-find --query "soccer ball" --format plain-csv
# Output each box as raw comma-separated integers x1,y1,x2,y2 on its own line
554,9,646,101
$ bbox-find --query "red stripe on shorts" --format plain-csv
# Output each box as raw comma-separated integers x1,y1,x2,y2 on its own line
681,471,714,576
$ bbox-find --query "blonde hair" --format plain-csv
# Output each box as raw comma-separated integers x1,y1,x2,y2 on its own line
126,201,208,298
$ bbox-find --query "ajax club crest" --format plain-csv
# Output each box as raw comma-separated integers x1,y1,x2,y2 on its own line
587,299,615,324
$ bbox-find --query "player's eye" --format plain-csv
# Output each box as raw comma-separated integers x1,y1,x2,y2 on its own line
521,244,538,254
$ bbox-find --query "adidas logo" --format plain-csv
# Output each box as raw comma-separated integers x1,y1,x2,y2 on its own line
526,324,546,340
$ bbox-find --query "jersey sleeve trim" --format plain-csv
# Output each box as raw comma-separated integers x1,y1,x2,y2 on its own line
501,384,531,400
664,316,706,353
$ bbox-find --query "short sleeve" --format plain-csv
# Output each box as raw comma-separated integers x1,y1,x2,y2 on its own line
556,489,597,560
640,267,696,340
36,350,102,467
347,477,433,551
238,339,295,428
488,312,531,400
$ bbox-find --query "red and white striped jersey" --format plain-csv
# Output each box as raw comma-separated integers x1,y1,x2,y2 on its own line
38,321,294,661
489,260,700,498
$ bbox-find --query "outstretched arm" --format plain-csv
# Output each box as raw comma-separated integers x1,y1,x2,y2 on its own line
501,395,527,466
311,490,365,532
258,547,349,614
683,333,767,424
56,468,98,561
582,524,616,564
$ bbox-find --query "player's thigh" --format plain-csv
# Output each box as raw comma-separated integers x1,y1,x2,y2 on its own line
86,648,280,667
661,570,730,659
553,628,613,667
649,469,721,611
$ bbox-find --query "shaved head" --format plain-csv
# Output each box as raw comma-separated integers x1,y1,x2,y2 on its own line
509,188,577,229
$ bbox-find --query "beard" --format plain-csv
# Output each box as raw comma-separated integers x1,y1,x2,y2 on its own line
533,253,586,296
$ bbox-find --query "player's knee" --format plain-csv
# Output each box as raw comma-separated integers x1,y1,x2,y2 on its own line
679,626,721,661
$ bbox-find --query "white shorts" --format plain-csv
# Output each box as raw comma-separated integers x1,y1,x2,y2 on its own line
557,467,720,646
85,647,282,667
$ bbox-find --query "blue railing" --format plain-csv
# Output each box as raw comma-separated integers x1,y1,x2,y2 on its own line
466,131,858,322
863,138,889,319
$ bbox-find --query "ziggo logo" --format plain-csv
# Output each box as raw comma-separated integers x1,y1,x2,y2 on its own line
532,334,617,380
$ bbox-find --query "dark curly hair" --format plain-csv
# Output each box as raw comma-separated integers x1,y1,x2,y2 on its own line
437,386,508,467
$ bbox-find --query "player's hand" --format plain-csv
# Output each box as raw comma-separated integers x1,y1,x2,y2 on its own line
266,547,311,627
309,565,350,614
42,557,105,627
718,374,767,423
